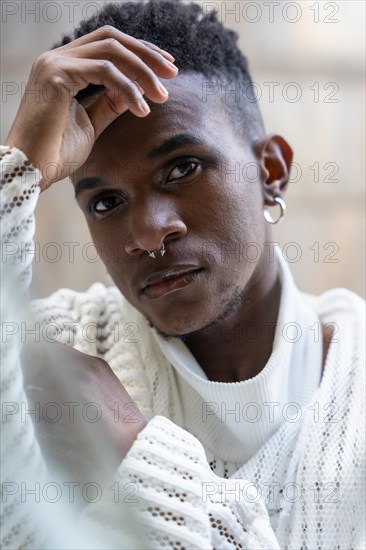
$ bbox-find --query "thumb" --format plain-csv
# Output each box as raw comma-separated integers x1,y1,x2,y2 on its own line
86,82,148,140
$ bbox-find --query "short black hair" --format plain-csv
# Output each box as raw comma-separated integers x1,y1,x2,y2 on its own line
52,0,265,141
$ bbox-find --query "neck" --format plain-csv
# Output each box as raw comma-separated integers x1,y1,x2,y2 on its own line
183,260,281,383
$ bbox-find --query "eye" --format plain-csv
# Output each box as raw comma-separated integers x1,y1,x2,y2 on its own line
90,195,124,214
166,160,200,182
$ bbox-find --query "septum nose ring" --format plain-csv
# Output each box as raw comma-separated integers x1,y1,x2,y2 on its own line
147,242,165,258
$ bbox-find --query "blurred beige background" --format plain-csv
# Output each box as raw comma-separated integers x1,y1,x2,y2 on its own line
1,0,365,299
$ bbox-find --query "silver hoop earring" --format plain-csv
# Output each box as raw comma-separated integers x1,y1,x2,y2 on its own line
147,242,166,259
263,196,286,224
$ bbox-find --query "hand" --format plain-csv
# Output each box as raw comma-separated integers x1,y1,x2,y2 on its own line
5,25,178,190
21,341,147,484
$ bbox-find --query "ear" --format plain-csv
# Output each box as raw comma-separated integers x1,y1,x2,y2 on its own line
254,134,293,206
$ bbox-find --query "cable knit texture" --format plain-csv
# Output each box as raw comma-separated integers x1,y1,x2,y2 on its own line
0,145,365,549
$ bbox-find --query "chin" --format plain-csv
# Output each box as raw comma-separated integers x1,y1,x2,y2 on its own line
146,282,244,340
147,312,208,340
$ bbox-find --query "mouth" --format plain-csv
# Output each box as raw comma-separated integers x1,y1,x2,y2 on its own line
141,266,205,300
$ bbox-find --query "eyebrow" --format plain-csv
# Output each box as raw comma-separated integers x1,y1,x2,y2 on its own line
147,133,206,160
74,133,206,198
74,176,106,199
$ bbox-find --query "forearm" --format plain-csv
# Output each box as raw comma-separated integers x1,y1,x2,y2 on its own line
80,415,280,549
0,145,50,547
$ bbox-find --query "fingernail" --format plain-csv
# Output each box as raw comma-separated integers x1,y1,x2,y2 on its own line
140,99,151,114
165,59,179,72
161,50,175,62
158,82,169,97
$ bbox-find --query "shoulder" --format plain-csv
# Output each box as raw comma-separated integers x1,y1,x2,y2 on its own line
301,286,365,372
301,286,365,325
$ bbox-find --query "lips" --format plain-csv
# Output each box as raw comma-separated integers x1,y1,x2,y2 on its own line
141,266,204,299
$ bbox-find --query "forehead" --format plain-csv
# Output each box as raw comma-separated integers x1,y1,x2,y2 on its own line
78,72,243,172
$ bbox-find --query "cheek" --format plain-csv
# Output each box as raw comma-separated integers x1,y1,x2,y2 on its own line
195,173,265,258
88,228,113,263
87,226,130,286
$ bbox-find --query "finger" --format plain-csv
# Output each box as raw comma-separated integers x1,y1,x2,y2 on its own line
51,57,150,113
84,75,151,139
65,38,178,80
138,39,175,62
129,45,178,77
63,39,174,102
86,90,146,142
56,25,177,68
85,93,130,140
134,81,145,96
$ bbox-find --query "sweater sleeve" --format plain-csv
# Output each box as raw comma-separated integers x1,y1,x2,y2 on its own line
0,146,50,549
80,415,280,549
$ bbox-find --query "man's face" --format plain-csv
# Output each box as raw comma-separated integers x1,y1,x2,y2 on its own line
73,73,268,337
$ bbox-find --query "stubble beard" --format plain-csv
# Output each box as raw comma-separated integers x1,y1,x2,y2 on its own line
146,283,244,342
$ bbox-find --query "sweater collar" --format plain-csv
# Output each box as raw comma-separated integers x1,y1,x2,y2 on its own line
151,250,323,463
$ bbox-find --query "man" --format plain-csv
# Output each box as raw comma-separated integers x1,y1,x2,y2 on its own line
1,0,364,548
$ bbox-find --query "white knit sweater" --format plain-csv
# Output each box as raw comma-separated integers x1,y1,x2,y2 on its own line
1,145,365,549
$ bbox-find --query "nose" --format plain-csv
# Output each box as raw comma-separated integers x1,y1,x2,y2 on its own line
124,197,188,256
